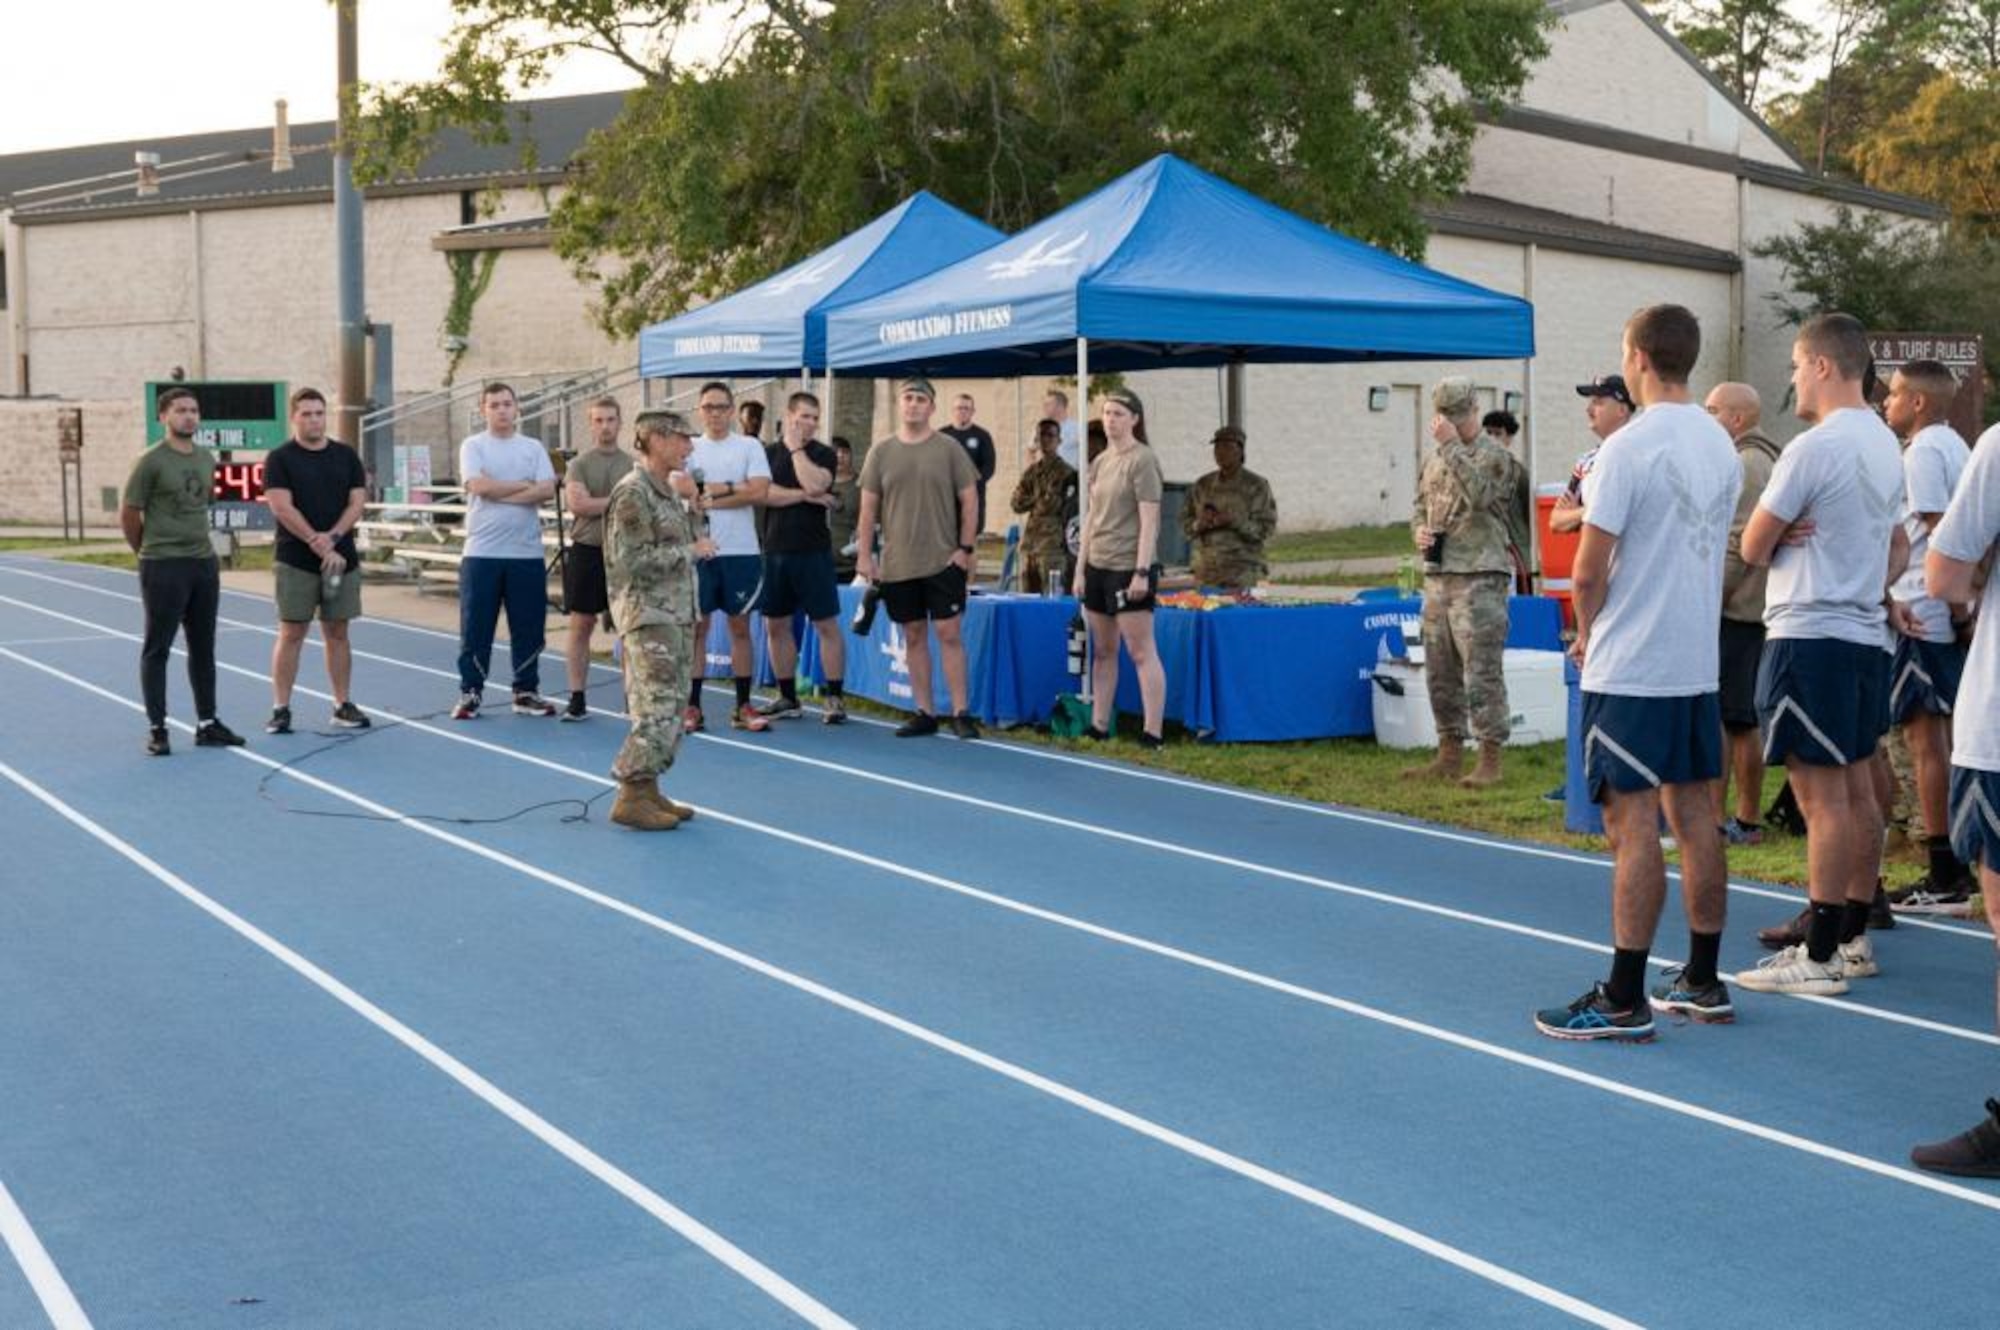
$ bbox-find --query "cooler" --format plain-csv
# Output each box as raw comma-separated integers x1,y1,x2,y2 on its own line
1370,648,1569,749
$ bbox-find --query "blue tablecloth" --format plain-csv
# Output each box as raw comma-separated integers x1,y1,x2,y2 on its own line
775,586,1563,742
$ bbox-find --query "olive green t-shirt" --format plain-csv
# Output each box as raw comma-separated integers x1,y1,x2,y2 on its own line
1085,443,1165,571
566,445,635,547
124,442,217,560
858,432,978,583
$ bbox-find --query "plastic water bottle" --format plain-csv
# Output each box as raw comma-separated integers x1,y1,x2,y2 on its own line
323,565,344,600
1066,612,1086,677
1397,555,1417,597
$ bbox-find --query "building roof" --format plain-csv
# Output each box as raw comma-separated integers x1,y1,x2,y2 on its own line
2,90,632,222
1424,193,1740,273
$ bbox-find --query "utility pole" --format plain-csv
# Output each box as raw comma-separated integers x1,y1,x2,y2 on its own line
334,0,370,469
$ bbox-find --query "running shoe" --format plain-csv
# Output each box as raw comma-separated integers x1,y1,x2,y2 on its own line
146,726,171,757
1534,983,1655,1042
755,695,805,721
1137,732,1165,750
951,711,981,741
682,704,705,734
1838,934,1880,979
560,692,589,722
730,705,770,732
265,706,292,735
194,719,246,747
1911,1099,2000,1178
1721,817,1765,846
1734,944,1847,995
451,692,481,721
1540,785,1566,804
1649,966,1734,1023
330,701,371,729
895,712,939,738
512,692,559,717
1885,873,1976,917
821,696,848,725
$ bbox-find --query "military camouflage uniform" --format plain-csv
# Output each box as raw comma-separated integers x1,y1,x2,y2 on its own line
1493,447,1534,591
1414,434,1516,744
1009,452,1075,593
605,466,703,781
1183,466,1278,588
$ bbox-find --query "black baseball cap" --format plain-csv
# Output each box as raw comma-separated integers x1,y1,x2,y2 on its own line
1575,374,1635,410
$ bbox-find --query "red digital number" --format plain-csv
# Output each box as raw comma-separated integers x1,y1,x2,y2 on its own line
213,461,266,503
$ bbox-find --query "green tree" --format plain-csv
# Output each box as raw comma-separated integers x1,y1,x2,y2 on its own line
1934,0,2000,72
352,0,1552,340
1852,71,2000,226
1647,0,1812,109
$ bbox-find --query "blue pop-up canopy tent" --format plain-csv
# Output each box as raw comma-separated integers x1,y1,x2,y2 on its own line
637,191,1004,379
820,154,1534,376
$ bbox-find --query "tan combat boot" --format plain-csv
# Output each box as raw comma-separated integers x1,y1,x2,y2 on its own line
653,788,697,822
611,778,681,831
1460,740,1505,788
1401,736,1465,781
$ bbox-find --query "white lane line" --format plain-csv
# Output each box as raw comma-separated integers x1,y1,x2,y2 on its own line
9,646,2000,1233
0,634,122,649
0,1180,92,1330
0,651,1635,1329
5,561,1985,944
4,589,1994,1056
0,753,854,1330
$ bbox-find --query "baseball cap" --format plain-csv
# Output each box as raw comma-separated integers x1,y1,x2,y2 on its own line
1211,425,1246,445
1575,374,1635,409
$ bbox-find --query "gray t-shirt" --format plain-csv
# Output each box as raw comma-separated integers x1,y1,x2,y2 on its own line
1933,423,2000,772
1757,407,1904,647
858,432,978,583
1580,403,1741,697
1890,422,1972,644
460,431,554,560
688,433,771,557
566,445,634,547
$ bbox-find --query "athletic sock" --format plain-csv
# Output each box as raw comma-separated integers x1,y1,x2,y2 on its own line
779,678,799,705
1806,901,1843,963
1606,948,1650,1011
687,677,704,708
1928,836,1966,884
734,675,752,708
1684,931,1722,988
824,679,844,698
1840,898,1871,944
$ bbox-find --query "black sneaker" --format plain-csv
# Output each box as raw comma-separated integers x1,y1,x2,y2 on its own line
330,701,371,729
1911,1099,2000,1178
1648,966,1734,1023
1869,879,1896,932
756,695,805,721
146,726,171,757
1757,905,1810,952
1083,725,1111,742
1886,872,1976,917
1534,982,1655,1042
895,712,939,738
265,706,292,735
1137,731,1164,750
194,719,245,748
512,692,559,717
450,692,481,721
560,692,589,722
950,711,981,741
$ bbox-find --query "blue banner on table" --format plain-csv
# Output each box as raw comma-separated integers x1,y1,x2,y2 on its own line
803,586,1067,724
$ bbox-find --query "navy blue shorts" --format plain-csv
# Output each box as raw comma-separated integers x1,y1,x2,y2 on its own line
1756,637,1890,767
1890,636,1967,722
759,550,841,621
1580,691,1723,804
698,554,764,618
1949,766,2000,872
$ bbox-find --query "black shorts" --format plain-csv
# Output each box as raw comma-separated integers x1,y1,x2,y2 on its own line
881,565,967,625
759,550,841,621
1718,618,1765,733
1082,563,1156,616
562,542,610,617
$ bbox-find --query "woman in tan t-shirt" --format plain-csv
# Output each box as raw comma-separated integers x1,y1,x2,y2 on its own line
1072,388,1167,747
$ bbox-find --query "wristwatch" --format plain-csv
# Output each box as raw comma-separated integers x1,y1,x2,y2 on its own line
958,544,976,555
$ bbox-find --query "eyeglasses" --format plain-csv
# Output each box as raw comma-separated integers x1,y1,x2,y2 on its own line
699,401,732,411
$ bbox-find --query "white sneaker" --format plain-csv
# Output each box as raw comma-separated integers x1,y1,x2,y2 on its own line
1735,943,1849,995
1838,935,1880,979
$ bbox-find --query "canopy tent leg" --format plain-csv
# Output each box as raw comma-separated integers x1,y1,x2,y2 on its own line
1076,335,1092,704
1225,359,1246,431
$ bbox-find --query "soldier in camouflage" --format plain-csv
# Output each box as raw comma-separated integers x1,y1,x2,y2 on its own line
603,410,716,831
1009,418,1075,593
1406,377,1516,788
1182,425,1278,590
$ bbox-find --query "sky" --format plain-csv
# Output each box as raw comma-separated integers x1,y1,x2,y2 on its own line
1,0,652,156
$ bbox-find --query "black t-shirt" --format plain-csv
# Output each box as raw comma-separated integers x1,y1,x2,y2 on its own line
762,439,840,555
264,438,366,573
940,424,996,528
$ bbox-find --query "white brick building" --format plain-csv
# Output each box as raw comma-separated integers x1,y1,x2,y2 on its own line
0,0,1940,528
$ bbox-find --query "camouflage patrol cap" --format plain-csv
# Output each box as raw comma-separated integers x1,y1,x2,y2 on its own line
1432,376,1479,419
633,410,695,447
